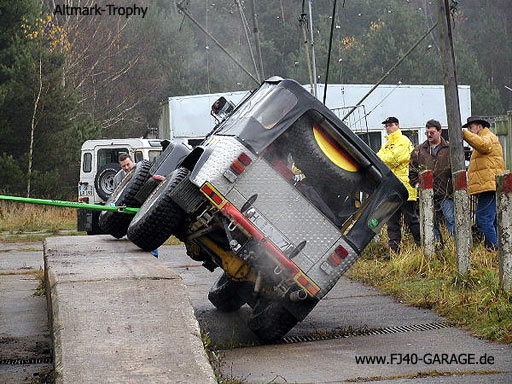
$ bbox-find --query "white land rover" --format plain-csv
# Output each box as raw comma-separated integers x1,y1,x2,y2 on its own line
77,138,162,234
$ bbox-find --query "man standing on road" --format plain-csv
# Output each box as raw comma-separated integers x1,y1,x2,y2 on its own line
462,116,505,251
409,119,454,243
377,117,421,256
114,153,159,258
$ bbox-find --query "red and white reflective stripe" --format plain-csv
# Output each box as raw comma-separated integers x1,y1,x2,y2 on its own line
200,184,226,208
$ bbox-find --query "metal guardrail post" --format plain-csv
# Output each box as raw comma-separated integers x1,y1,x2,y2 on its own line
497,171,512,291
419,170,435,257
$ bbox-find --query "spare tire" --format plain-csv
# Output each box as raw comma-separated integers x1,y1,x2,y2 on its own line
285,115,367,221
127,167,190,251
95,162,121,201
287,115,364,196
99,161,152,239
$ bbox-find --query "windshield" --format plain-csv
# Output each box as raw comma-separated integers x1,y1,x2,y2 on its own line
215,82,298,153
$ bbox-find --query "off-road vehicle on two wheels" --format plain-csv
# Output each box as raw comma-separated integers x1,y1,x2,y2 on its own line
122,77,408,341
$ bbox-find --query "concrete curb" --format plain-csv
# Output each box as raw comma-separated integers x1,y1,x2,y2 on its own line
44,235,216,384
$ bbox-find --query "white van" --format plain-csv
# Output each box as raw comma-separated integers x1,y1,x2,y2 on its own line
77,138,162,233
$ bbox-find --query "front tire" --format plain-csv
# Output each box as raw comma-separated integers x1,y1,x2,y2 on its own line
208,273,246,312
247,300,298,342
127,168,190,251
99,161,152,238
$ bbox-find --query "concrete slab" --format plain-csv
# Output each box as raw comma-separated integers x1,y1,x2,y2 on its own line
220,328,512,383
0,242,44,273
158,246,442,345
157,245,512,384
44,236,216,384
0,272,52,383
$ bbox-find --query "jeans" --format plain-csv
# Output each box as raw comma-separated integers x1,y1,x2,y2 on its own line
433,198,455,242
475,191,497,249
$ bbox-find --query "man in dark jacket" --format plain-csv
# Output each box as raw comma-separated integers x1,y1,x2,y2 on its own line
409,119,454,242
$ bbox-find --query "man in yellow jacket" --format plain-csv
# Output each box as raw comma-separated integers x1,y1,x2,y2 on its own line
462,116,505,251
377,117,421,255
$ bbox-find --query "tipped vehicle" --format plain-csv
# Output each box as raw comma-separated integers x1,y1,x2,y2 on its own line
125,77,408,341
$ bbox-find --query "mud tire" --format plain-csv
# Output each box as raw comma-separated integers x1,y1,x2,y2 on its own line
127,168,189,251
99,161,152,239
247,300,298,342
208,273,246,312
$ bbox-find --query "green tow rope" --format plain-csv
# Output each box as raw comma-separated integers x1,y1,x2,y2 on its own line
0,195,139,215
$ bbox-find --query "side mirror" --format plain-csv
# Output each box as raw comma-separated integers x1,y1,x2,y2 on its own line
211,97,235,122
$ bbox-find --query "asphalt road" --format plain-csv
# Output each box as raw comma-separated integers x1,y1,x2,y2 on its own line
159,244,512,384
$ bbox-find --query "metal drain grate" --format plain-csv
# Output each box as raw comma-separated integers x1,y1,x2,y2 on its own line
0,357,53,365
280,321,450,345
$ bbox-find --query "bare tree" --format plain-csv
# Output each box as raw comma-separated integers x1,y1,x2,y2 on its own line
43,0,144,134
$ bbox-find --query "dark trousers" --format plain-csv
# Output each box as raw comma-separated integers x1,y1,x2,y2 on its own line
387,200,421,253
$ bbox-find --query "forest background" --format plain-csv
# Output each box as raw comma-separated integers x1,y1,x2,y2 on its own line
0,0,510,198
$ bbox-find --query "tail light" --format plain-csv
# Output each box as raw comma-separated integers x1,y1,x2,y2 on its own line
230,160,245,175
224,153,253,182
327,245,348,268
79,197,89,203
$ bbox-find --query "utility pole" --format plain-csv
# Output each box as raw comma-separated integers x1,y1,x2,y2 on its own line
299,12,314,92
307,0,318,98
437,0,471,277
250,0,265,81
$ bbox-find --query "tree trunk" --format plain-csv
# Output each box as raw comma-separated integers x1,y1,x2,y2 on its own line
27,53,42,198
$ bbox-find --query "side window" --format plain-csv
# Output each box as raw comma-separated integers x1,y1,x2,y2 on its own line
134,151,143,163
356,132,382,153
149,150,161,162
82,152,92,173
402,130,419,146
97,148,129,168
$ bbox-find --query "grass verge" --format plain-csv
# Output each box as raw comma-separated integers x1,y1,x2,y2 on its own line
0,231,86,243
0,201,76,232
163,236,183,246
346,229,512,344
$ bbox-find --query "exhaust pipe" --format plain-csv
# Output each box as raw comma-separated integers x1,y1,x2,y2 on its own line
289,289,308,302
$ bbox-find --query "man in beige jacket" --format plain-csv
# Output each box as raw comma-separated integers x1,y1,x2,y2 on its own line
462,116,505,250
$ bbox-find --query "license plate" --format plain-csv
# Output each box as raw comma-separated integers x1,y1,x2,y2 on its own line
245,207,294,253
78,185,93,196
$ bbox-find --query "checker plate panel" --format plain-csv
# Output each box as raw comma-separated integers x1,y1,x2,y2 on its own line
190,136,249,196
233,159,341,267
226,188,315,273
